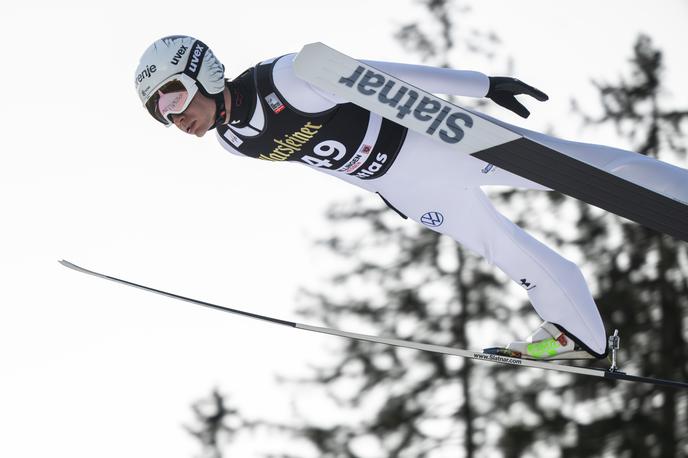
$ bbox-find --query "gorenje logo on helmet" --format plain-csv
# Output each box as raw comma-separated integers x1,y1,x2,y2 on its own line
170,45,188,65
136,65,157,85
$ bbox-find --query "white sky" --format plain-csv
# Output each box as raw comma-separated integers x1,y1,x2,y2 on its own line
1,1,686,457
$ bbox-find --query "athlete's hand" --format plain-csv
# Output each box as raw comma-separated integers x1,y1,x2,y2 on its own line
486,76,549,118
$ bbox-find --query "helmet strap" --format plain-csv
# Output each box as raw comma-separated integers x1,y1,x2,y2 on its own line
209,91,227,131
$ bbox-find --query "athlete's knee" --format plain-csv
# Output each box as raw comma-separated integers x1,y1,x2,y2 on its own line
560,258,583,278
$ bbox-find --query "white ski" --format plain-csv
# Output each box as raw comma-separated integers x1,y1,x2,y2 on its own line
59,260,688,389
292,42,688,242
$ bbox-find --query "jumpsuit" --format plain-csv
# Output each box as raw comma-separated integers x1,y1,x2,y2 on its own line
217,54,688,356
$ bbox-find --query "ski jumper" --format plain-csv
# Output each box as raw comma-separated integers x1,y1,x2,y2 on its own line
216,54,688,356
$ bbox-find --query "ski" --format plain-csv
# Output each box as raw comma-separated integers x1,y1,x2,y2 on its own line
292,42,688,243
60,260,688,389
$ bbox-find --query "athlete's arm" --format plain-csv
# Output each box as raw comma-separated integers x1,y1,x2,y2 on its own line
285,54,549,119
363,61,549,119
362,60,490,98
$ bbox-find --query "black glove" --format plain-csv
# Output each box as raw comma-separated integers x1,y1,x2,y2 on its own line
486,76,549,118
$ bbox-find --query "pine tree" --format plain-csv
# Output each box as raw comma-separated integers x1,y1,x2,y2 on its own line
564,35,688,458
487,34,688,458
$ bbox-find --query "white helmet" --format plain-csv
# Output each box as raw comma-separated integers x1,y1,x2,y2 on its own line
134,35,226,126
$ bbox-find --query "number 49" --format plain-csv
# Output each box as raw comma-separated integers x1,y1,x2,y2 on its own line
301,140,346,168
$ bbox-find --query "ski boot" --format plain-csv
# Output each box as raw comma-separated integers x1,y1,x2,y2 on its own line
484,321,601,361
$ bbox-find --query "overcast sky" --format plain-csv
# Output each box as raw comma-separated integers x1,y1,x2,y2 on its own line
1,1,687,457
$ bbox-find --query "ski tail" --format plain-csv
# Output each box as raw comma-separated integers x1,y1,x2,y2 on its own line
604,370,688,389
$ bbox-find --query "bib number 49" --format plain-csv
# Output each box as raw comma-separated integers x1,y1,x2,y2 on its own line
301,140,346,168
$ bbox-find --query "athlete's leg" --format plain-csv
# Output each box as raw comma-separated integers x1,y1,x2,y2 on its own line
472,111,688,203
376,134,607,355
387,185,606,354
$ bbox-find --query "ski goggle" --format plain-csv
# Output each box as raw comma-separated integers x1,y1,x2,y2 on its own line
144,74,199,126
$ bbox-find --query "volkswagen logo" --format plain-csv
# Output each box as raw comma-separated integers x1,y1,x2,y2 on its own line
421,211,444,227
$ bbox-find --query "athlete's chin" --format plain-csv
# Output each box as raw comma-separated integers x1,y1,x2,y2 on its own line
193,120,213,137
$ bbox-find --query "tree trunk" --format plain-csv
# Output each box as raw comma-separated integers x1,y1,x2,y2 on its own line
457,248,475,458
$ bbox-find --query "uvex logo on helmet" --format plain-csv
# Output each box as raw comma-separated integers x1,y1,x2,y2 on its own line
188,43,205,73
136,64,157,85
170,45,188,65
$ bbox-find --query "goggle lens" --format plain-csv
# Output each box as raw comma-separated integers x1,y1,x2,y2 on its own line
145,77,197,125
158,90,189,120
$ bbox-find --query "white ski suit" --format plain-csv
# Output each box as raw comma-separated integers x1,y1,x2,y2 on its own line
217,54,688,356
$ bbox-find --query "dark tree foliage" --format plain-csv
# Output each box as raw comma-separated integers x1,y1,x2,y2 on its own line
548,35,688,458
491,35,688,458
185,389,245,458
277,196,515,457
395,0,502,65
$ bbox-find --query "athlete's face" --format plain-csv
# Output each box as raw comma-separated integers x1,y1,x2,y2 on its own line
170,91,216,137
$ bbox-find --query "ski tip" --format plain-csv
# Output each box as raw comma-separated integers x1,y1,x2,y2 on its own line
59,259,85,273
